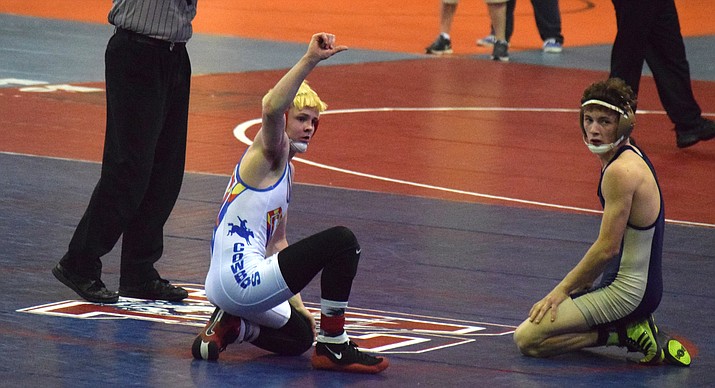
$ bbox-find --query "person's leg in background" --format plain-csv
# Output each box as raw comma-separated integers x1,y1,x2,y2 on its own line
486,0,510,61
531,0,564,53
426,0,459,54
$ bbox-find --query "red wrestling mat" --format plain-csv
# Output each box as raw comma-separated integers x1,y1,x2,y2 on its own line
2,58,713,225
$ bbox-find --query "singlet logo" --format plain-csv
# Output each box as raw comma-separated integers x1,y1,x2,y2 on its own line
265,208,283,244
231,242,260,289
227,215,254,245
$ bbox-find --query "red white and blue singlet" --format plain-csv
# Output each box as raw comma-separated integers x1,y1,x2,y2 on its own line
204,154,295,327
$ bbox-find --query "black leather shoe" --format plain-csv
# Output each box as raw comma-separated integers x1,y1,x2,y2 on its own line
52,263,119,304
676,118,715,148
119,279,188,302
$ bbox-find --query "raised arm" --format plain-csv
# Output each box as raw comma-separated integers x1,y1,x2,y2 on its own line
259,33,348,156
238,33,347,188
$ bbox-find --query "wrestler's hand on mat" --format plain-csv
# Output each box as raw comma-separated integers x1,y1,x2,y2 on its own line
289,294,316,334
296,305,316,334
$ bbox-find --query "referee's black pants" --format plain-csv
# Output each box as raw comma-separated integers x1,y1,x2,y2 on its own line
609,0,702,131
61,29,192,286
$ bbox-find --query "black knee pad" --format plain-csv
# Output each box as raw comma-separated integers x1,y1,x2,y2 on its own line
327,225,360,277
279,226,361,295
250,305,314,356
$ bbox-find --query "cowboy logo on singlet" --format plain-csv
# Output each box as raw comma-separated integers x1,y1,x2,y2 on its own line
227,208,283,289
227,215,254,245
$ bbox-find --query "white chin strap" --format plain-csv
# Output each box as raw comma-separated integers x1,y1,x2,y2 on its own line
290,141,308,153
584,135,624,154
581,99,628,155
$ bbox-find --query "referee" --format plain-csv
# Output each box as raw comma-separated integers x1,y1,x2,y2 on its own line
53,0,197,303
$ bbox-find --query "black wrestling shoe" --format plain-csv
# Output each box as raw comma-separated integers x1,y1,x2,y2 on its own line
312,341,389,374
118,278,188,302
52,263,119,304
676,118,715,148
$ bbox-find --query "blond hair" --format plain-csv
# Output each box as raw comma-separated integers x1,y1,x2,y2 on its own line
262,81,327,112
293,81,327,112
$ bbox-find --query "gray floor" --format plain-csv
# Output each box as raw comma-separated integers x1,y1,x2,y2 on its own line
3,13,715,88
0,14,421,86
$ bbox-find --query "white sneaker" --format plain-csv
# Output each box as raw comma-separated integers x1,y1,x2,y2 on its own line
477,34,496,47
543,38,562,53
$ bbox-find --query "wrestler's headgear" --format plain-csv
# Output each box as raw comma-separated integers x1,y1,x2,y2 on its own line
579,78,636,154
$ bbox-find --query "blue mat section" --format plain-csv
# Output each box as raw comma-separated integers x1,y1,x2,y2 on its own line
1,152,713,386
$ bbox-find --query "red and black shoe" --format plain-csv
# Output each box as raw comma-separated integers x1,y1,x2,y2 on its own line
191,307,242,361
311,340,389,374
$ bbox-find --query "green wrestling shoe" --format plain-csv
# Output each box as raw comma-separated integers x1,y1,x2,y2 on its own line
619,315,663,365
662,338,691,367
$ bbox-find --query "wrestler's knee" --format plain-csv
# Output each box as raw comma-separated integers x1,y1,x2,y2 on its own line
328,225,358,247
326,225,360,275
288,311,315,355
513,321,544,358
252,308,315,356
274,332,313,356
